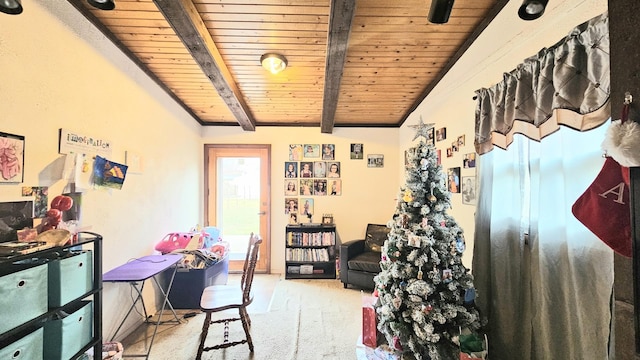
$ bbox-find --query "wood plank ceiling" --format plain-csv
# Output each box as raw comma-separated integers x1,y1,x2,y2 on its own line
67,0,505,133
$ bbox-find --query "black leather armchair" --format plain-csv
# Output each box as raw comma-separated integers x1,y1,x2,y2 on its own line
339,224,390,289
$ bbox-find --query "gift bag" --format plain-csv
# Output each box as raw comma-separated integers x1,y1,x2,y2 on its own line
571,156,631,257
459,329,488,360
362,292,378,348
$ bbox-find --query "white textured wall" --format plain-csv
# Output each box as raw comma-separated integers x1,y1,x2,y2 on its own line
0,1,202,340
401,0,608,267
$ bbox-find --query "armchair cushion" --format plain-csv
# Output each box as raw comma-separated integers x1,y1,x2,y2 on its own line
364,224,390,253
348,251,382,273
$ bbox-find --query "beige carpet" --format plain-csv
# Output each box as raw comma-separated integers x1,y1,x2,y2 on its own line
121,276,363,359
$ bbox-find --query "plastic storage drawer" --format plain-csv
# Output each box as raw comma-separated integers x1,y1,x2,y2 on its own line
43,301,93,360
48,251,93,307
0,264,48,335
0,327,43,360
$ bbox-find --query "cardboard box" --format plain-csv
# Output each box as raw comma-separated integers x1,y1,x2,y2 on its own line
163,256,229,309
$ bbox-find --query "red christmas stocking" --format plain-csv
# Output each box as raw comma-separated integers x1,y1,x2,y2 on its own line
571,157,631,257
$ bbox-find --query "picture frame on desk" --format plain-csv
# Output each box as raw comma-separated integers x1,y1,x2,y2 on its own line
322,214,334,224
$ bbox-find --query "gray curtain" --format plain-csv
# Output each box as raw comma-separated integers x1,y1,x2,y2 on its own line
472,12,614,359
474,12,610,155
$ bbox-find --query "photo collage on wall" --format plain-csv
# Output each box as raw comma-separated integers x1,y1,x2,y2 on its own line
434,127,477,206
285,144,342,223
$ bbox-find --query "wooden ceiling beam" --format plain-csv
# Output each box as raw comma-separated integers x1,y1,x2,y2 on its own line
321,0,356,134
153,0,256,131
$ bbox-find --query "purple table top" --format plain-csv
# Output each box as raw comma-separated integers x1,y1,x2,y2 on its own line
103,254,183,282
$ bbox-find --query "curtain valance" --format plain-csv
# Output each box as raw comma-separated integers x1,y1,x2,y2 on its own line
474,12,610,155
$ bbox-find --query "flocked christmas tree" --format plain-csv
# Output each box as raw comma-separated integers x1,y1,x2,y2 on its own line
374,118,481,360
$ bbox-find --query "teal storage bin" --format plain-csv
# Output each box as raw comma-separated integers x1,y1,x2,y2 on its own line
48,251,93,307
0,327,43,360
43,301,93,360
0,264,48,335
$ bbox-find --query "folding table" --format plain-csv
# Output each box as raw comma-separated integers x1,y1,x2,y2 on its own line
103,254,183,359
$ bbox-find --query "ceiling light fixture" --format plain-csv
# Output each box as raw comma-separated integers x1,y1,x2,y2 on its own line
87,0,115,10
0,0,22,15
518,0,548,20
260,53,288,75
428,0,455,24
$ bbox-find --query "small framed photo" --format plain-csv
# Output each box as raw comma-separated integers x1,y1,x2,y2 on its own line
303,144,320,158
314,161,326,178
350,143,364,159
300,161,314,178
322,144,335,160
462,176,477,205
436,127,447,141
300,198,314,217
452,141,459,152
289,144,303,161
463,153,476,168
457,135,466,147
443,269,453,283
446,148,453,158
285,161,298,178
447,167,461,193
322,214,334,224
289,212,299,225
327,162,340,178
427,128,435,146
368,154,384,168
299,179,314,195
328,179,342,196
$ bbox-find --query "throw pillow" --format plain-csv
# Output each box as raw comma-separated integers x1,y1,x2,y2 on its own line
365,224,389,253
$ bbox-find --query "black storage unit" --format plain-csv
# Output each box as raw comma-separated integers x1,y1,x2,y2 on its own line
0,232,102,360
285,224,336,280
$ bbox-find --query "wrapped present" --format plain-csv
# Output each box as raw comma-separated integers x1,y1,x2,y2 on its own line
362,292,379,348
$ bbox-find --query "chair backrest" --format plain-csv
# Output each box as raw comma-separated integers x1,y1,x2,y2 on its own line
241,233,262,304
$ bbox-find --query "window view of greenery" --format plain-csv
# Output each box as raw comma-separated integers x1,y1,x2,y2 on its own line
220,157,260,260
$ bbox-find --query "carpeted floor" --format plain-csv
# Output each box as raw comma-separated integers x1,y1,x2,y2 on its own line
120,274,364,359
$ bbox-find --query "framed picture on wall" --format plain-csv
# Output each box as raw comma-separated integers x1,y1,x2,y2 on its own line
427,128,435,146
436,127,447,141
447,167,461,193
285,161,298,178
0,132,25,183
321,144,335,160
368,154,384,168
327,162,340,178
289,144,303,161
328,179,342,196
351,143,364,159
463,153,476,168
303,144,320,158
462,176,477,205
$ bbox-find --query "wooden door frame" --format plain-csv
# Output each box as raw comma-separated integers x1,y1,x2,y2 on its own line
204,144,271,274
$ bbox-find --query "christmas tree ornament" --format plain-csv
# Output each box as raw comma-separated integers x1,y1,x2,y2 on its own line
392,296,402,309
417,268,423,280
420,158,429,170
403,189,414,203
456,235,466,253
